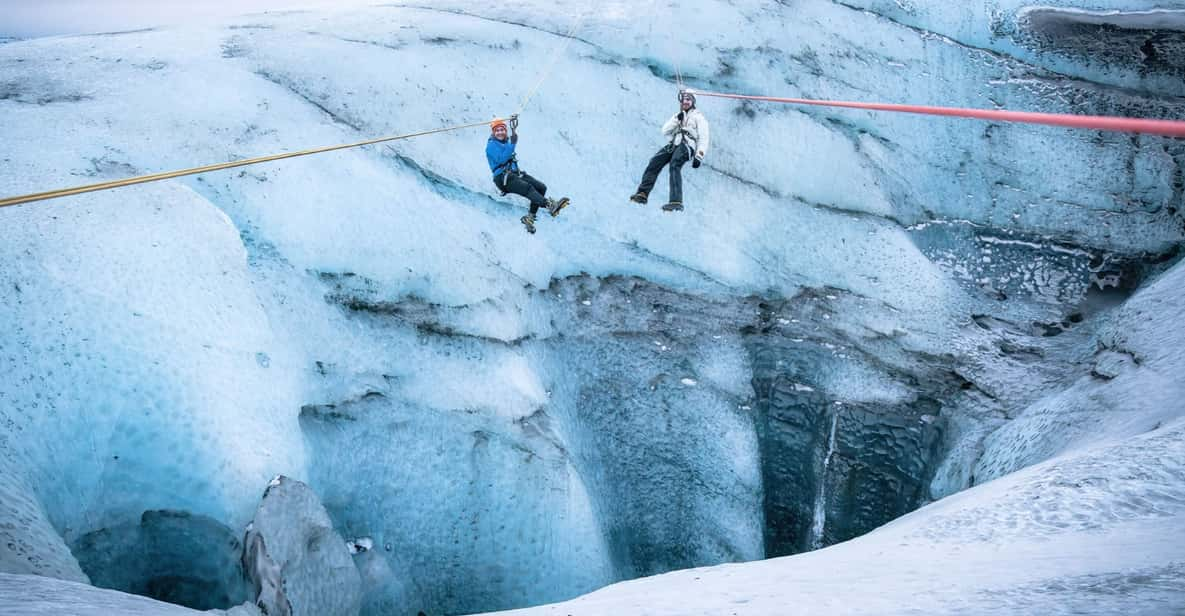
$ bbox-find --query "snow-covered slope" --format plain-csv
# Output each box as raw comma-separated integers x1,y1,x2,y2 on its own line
0,1,1182,615
0,572,261,616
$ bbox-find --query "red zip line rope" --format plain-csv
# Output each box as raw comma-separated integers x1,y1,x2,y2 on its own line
688,89,1185,138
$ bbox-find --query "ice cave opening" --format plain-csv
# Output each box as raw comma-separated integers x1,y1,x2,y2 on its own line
70,510,250,611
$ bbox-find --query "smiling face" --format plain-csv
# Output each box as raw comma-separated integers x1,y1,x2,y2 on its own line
492,124,508,140
680,95,694,111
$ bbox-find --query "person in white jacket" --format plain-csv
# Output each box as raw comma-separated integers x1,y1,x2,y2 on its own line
630,90,710,212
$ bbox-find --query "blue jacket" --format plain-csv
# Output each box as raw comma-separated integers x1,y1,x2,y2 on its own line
486,135,518,178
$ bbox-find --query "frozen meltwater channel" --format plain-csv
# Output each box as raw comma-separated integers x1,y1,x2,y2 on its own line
808,409,841,551
0,1,1184,615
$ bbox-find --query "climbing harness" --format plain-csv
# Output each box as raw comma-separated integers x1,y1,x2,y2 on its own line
667,90,701,165
492,114,521,196
495,165,520,197
688,89,1185,138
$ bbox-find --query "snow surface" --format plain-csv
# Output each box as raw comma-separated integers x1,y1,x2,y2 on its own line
0,0,1182,615
0,572,261,616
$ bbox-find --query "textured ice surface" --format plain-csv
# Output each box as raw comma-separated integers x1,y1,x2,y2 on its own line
0,184,307,535
492,263,1185,614
975,253,1185,483
0,463,88,583
0,1,1183,615
0,181,306,611
298,323,618,614
841,0,1185,95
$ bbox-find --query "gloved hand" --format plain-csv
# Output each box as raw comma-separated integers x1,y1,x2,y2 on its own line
692,157,702,169
677,111,685,122
509,114,519,130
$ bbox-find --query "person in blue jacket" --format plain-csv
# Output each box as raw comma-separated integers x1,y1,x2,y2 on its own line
487,115,568,234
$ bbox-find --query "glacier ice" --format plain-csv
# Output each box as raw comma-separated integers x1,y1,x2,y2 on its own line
495,260,1185,614
0,0,1183,614
0,183,307,607
0,463,88,583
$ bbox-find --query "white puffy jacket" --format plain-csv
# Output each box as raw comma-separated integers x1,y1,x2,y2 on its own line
661,108,710,159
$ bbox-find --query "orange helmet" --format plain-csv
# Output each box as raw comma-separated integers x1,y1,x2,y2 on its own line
490,119,507,132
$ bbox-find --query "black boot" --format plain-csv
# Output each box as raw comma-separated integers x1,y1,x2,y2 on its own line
629,191,648,204
521,213,536,234
662,201,683,212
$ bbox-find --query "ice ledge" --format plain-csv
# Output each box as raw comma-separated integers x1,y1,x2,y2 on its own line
1019,7,1185,32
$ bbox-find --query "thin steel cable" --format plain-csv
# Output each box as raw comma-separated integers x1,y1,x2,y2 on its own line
515,8,589,116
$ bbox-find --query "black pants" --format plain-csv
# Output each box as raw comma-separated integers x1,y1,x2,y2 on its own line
637,143,690,204
496,170,548,215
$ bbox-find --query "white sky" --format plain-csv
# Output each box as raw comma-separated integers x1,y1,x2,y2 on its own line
0,0,373,38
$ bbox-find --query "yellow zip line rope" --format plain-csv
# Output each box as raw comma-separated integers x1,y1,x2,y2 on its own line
0,10,593,211
0,118,502,209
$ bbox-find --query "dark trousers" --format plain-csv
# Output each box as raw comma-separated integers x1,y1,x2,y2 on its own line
496,170,548,215
637,143,690,204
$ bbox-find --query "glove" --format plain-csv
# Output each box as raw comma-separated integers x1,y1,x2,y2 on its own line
692,157,702,169
509,115,519,130
677,112,685,122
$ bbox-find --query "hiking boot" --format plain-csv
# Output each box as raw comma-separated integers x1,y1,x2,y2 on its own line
521,214,536,234
547,197,570,217
662,201,684,212
629,191,648,204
